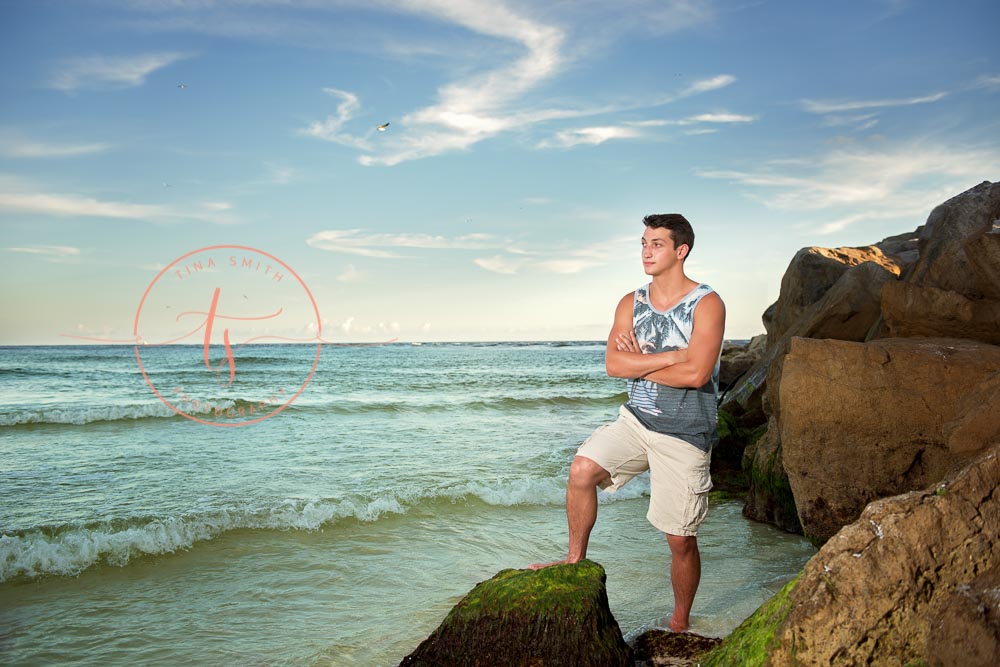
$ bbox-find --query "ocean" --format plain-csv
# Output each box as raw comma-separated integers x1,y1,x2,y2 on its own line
0,343,815,665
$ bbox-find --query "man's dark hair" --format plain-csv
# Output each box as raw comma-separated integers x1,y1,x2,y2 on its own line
643,213,694,257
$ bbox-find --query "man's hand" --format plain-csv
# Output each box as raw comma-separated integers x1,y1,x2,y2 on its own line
606,293,687,379
643,292,725,389
615,329,641,352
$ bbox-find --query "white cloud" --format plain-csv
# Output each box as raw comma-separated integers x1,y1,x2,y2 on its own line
696,142,1000,233
800,92,947,114
307,229,501,257
538,109,754,148
337,263,362,282
0,183,239,225
352,1,567,166
4,245,81,260
474,237,630,275
0,132,109,158
300,88,372,150
49,52,193,92
0,191,167,219
970,73,1000,92
538,125,642,148
474,255,522,274
680,74,735,96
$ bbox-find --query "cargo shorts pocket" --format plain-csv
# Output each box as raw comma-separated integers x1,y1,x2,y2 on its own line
682,464,713,532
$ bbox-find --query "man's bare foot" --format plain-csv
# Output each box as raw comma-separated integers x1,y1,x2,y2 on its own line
527,558,573,571
668,616,689,633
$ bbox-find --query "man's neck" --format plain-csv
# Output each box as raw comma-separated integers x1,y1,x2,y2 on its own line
649,269,697,310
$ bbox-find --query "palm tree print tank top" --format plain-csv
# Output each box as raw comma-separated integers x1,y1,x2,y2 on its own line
624,283,720,452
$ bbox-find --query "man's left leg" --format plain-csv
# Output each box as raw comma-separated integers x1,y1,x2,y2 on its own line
665,533,700,632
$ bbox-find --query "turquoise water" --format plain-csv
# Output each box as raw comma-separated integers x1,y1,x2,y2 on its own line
0,343,815,665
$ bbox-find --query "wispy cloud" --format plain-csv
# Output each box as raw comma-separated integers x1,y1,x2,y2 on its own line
800,91,947,114
0,182,239,225
538,125,642,149
0,191,167,219
0,131,109,158
538,109,754,148
49,52,193,92
337,263,362,282
308,226,630,274
350,1,567,166
474,237,632,275
306,229,500,257
696,142,1000,233
969,73,1000,92
4,245,82,262
299,88,373,150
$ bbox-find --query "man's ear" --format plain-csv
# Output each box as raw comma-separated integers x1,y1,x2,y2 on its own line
676,243,690,260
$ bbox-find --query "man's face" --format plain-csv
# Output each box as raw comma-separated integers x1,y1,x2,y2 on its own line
641,226,683,275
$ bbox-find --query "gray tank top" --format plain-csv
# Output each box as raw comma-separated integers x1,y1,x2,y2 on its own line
624,283,720,452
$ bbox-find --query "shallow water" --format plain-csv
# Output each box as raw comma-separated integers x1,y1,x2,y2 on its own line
0,343,814,665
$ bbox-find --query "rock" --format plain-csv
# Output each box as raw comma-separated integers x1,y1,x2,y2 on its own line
719,334,766,391
700,576,800,667
902,180,1000,297
723,261,897,420
738,262,898,532
713,408,762,496
632,629,722,666
742,423,800,534
778,336,1000,544
880,281,1000,345
925,564,1000,667
398,560,632,667
874,228,922,266
943,371,1000,454
763,444,1000,666
965,225,1000,299
763,246,903,346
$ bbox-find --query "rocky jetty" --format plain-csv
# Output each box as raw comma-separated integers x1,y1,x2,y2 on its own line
723,180,1000,539
399,560,633,667
703,180,1000,664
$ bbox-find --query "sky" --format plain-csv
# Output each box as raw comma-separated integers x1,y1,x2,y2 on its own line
1,0,998,345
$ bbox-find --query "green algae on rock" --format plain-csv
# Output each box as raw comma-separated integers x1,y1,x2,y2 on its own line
399,559,632,667
699,575,800,667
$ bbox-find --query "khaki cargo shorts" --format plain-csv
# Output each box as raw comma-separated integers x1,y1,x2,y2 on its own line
577,405,713,536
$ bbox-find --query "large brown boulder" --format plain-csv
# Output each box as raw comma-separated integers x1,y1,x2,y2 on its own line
902,180,1000,297
738,262,899,531
880,281,1000,345
965,225,1000,299
702,444,1000,666
764,444,1000,666
779,336,1000,543
724,259,902,420
763,246,903,346
399,560,632,667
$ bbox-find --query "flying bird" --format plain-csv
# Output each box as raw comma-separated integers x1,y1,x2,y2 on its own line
177,84,188,89
376,122,390,131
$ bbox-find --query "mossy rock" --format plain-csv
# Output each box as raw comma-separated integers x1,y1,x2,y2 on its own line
700,575,800,667
632,629,722,664
399,560,632,666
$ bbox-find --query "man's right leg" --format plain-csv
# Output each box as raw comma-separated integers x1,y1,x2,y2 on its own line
529,455,609,569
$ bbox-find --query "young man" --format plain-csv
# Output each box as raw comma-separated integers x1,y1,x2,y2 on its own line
530,213,725,634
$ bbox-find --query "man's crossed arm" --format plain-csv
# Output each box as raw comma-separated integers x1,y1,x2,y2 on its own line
604,291,726,389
